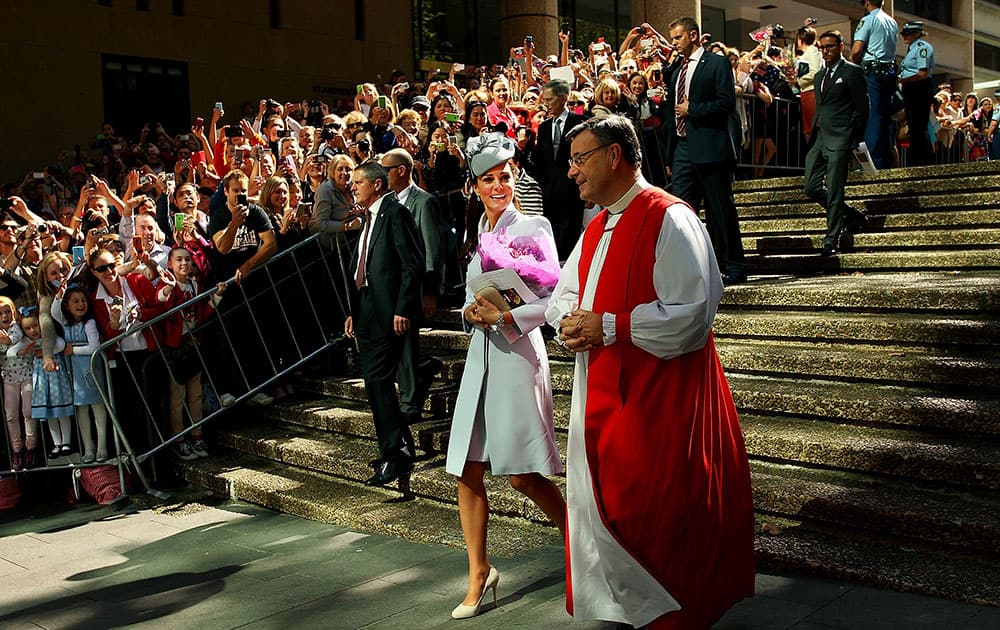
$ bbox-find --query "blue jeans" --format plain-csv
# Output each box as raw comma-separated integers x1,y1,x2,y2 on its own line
864,71,896,169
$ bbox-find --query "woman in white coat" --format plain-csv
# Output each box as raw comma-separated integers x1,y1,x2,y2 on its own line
445,133,566,620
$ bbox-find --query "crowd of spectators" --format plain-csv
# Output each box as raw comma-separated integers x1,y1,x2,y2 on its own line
2,17,998,485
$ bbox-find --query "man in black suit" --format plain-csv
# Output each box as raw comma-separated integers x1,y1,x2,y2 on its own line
380,148,445,426
344,162,425,487
664,16,746,285
803,30,870,257
532,78,586,259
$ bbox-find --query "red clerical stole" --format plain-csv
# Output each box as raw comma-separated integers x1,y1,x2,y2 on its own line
572,186,755,629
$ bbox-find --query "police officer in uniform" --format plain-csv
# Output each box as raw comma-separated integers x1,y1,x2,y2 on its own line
899,21,935,166
851,0,899,169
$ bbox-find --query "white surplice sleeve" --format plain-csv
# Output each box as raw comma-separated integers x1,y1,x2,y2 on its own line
616,204,722,360
544,235,584,328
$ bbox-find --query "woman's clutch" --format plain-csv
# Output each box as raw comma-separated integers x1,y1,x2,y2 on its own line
475,286,512,312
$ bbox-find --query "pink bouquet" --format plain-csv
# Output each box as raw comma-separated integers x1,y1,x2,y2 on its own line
477,228,561,296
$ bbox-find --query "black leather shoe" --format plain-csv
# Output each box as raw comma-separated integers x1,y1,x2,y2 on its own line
721,271,747,286
842,209,871,235
364,460,413,487
820,245,837,257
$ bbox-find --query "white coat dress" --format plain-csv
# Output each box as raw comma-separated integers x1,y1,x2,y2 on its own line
444,205,562,477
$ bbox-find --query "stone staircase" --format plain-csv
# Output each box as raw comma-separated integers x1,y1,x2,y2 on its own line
180,161,1000,606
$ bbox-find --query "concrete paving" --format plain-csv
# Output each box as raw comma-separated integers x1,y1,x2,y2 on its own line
1,489,997,630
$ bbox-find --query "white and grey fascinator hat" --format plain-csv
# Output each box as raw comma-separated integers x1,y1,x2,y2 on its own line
466,132,517,178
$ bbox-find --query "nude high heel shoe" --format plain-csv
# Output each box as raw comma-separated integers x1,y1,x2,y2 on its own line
451,566,499,619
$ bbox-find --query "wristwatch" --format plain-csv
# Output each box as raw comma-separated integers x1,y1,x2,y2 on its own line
490,312,504,333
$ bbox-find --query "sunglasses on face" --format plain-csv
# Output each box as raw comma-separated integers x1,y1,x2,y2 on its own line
91,263,115,273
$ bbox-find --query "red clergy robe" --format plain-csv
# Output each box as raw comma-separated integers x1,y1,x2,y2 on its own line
572,186,754,629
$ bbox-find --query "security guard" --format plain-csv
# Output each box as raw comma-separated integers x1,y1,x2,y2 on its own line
851,0,899,169
899,21,935,166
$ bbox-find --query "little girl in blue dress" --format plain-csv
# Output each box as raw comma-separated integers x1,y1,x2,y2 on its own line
53,285,109,463
13,312,74,459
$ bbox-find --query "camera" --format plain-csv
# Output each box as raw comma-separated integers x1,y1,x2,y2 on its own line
276,129,292,138
224,125,242,139
356,139,371,154
36,223,48,234
638,25,647,35
320,124,339,141
0,198,13,211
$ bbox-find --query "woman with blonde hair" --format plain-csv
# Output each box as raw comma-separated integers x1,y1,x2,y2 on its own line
590,78,623,118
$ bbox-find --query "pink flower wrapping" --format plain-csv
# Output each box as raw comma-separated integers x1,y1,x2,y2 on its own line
477,228,561,296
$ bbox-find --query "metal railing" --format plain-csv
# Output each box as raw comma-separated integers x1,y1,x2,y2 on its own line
736,93,806,177
1,232,355,499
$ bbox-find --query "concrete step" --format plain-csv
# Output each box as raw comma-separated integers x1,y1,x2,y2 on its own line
424,310,1000,353
750,460,1000,555
732,160,1000,194
740,207,1000,238
746,249,1000,273
741,413,1000,489
716,271,1000,312
737,198,1000,224
734,172,1000,206
429,338,999,393
208,413,1000,550
208,419,564,523
749,229,1000,255
754,517,1000,607
729,373,1000,435
177,451,561,558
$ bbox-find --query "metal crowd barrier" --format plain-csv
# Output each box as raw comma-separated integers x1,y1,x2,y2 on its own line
736,93,806,176
1,233,355,500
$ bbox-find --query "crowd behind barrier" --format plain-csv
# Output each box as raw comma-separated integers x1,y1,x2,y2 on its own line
2,15,998,502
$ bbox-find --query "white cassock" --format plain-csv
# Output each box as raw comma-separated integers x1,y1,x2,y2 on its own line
544,177,724,626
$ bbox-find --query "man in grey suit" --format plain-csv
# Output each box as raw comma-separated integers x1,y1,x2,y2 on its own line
380,148,446,424
803,30,871,257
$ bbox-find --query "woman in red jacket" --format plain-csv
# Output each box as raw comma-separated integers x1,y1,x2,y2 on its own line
87,247,165,456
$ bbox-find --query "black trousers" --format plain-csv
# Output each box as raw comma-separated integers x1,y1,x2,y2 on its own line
356,292,413,464
670,138,745,273
902,79,933,167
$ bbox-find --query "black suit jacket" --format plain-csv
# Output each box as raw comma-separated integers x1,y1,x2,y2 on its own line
664,50,738,165
350,195,425,334
810,60,869,151
531,112,586,211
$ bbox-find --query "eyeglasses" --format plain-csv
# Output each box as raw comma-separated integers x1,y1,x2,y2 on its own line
568,144,610,167
568,101,585,106
91,263,115,273
817,44,840,50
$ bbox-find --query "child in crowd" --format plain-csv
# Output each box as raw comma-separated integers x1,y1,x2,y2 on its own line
11,312,74,458
1,297,36,470
156,246,225,460
53,285,109,463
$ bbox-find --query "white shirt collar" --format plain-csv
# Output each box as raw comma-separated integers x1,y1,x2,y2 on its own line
687,46,705,65
366,192,387,218
606,176,651,215
397,183,415,206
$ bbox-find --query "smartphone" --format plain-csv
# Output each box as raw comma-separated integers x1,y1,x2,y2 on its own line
652,69,662,82
646,87,664,99
447,135,458,146
224,125,242,139
174,213,186,233
132,235,144,252
214,101,224,112
376,95,389,109
233,148,245,163
195,116,204,126
281,155,297,173
111,143,123,151
452,64,465,72
179,134,191,141
295,202,312,220
356,84,365,94
237,193,249,206
525,35,533,44
445,112,461,123
72,245,85,265
192,150,206,167
32,172,45,179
